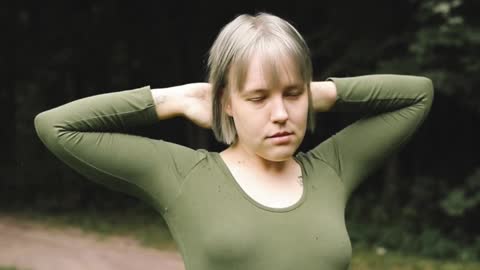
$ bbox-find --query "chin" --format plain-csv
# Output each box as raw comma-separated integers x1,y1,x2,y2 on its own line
261,148,296,162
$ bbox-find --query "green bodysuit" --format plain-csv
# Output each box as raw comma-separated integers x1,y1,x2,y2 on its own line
34,74,434,270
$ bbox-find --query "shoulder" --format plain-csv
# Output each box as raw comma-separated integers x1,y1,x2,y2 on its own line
149,140,210,177
295,137,341,176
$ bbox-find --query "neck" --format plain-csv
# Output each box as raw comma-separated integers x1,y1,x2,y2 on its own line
223,142,293,174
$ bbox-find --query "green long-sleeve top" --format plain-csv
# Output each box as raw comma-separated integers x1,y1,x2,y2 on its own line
34,74,434,270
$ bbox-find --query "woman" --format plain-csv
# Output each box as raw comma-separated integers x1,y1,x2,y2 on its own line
34,12,434,270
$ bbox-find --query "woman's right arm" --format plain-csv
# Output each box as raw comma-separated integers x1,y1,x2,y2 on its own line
34,84,208,215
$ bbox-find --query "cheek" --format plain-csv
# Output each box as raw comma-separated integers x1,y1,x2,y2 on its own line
232,109,268,144
235,112,266,135
289,99,309,123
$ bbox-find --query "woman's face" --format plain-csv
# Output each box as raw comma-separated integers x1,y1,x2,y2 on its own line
225,53,309,162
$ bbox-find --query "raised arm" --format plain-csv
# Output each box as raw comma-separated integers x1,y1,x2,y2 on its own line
34,85,207,214
307,74,434,199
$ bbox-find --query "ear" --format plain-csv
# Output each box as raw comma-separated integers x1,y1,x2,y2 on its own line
223,88,233,116
224,99,233,116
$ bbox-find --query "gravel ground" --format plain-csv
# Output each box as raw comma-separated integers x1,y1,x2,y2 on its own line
0,216,185,270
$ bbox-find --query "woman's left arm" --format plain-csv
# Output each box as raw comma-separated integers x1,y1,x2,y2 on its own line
310,80,338,112
308,75,434,199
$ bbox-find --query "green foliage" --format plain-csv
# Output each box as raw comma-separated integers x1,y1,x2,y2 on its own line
347,171,480,261
380,0,480,112
348,220,480,261
440,168,480,216
417,228,459,258
352,245,480,270
366,1,480,257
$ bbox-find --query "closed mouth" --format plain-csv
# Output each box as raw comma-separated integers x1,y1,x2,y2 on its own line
267,132,293,138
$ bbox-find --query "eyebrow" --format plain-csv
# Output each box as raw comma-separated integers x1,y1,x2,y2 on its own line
243,83,304,94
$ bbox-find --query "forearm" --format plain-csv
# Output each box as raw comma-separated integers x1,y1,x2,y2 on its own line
310,81,337,112
326,75,434,113
35,86,158,137
34,86,159,173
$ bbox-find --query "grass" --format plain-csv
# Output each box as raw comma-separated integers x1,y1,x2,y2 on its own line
351,246,480,270
2,208,480,270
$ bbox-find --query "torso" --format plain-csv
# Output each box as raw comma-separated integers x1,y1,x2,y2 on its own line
165,151,353,270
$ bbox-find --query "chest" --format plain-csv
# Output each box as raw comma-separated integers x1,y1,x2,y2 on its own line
227,165,304,209
164,159,351,270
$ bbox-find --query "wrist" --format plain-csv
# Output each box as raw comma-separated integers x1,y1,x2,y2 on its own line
151,85,189,119
310,81,337,112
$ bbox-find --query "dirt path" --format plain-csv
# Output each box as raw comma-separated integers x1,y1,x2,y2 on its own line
0,216,185,270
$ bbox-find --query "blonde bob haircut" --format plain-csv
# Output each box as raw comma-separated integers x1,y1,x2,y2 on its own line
208,12,315,145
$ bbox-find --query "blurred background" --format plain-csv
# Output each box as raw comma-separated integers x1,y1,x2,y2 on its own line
2,0,480,269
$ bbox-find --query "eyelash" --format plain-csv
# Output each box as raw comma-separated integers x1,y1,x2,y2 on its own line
248,91,302,102
286,91,301,97
248,97,265,102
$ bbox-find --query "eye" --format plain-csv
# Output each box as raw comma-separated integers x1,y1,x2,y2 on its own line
285,89,303,98
248,96,266,102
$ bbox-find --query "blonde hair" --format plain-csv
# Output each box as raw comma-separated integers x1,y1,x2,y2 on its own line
208,12,315,145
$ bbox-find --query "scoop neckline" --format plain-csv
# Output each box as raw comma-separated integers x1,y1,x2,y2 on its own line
213,152,308,213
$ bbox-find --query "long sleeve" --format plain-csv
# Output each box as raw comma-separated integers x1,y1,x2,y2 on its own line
34,86,205,214
307,74,434,199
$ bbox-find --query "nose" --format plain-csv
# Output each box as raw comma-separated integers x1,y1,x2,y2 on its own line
270,96,289,123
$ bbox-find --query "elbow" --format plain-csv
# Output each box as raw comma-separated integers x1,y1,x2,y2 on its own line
34,110,61,147
420,76,434,95
34,111,51,145
416,76,435,117
422,76,434,99
416,76,434,107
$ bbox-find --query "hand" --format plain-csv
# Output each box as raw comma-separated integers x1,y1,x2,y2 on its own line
182,83,213,129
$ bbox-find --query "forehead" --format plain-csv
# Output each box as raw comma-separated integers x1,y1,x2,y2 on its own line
230,50,304,92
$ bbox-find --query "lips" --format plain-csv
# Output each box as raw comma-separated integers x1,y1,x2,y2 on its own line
267,131,292,138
